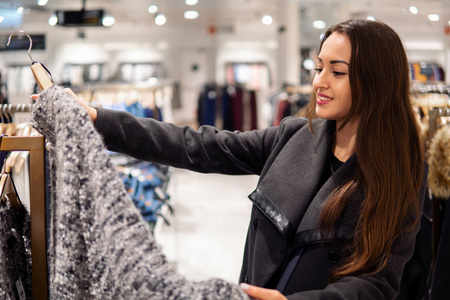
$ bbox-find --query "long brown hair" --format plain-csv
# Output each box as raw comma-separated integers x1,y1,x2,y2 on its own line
307,19,424,279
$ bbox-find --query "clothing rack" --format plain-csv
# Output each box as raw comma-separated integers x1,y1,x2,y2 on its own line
0,135,47,299
1,103,33,114
426,107,450,267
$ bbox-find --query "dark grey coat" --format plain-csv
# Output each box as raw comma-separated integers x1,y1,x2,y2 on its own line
95,108,427,300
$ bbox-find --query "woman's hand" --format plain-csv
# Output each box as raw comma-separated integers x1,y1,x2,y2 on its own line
240,283,288,300
31,88,98,123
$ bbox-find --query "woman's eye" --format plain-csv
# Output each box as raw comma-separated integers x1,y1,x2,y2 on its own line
333,71,347,76
314,68,323,73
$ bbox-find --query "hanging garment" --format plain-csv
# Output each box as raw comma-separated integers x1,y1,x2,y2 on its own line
31,85,249,300
0,192,32,300
427,125,450,300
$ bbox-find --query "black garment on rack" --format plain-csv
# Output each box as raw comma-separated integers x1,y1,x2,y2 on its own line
395,194,432,300
429,200,450,300
0,195,32,300
197,84,217,127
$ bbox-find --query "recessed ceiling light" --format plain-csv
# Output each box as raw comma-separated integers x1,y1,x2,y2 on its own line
186,0,198,5
184,10,199,19
312,20,326,29
48,14,58,26
409,6,418,14
102,15,115,27
303,59,315,71
366,16,376,21
428,14,440,21
155,14,167,26
37,0,48,6
0,16,4,23
262,15,273,25
148,5,158,14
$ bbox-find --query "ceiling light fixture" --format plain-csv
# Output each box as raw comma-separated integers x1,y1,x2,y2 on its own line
17,7,24,14
184,10,199,19
409,6,418,14
102,15,115,27
37,0,48,6
186,0,198,5
0,16,4,23
261,15,273,25
312,20,326,29
155,14,167,26
48,14,58,26
366,16,376,21
303,59,315,71
148,5,158,14
428,14,440,21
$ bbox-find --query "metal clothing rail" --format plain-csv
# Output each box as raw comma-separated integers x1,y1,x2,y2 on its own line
0,135,47,300
2,103,33,114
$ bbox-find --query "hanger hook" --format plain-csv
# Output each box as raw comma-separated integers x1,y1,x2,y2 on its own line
6,30,34,63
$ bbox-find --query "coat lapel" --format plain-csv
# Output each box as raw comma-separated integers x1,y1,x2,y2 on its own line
254,119,335,236
293,153,362,247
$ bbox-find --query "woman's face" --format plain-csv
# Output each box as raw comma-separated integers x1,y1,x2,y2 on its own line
313,32,353,127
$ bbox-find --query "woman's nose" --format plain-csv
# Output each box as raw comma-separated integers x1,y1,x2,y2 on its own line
313,71,329,90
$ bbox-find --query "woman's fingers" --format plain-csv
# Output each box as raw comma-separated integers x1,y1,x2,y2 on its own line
64,88,98,123
240,284,287,300
32,88,97,123
63,87,78,99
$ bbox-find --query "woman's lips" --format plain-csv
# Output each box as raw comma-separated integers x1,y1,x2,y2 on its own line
317,93,333,105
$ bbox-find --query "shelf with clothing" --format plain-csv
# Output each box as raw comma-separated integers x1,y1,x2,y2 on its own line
74,80,176,123
225,62,272,90
118,62,166,83
0,103,47,299
73,81,176,234
110,153,173,234
61,61,167,90
412,87,450,299
197,83,259,131
268,84,312,126
410,62,445,83
425,106,449,300
2,65,38,98
0,134,47,300
61,63,107,86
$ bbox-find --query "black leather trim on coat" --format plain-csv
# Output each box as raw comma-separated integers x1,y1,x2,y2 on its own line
248,188,293,239
291,226,354,250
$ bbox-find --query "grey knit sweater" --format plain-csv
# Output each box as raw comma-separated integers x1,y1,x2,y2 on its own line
31,85,249,300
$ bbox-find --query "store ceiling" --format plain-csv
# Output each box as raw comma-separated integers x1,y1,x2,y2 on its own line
2,0,450,47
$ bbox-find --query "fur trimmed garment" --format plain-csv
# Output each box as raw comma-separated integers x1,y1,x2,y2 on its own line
428,125,450,199
31,85,249,300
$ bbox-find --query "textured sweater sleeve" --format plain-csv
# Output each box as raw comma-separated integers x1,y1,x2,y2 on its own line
31,85,250,300
94,107,283,175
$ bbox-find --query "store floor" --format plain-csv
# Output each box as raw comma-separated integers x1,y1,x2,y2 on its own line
155,168,258,283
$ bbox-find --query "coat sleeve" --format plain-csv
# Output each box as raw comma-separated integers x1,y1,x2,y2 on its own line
94,108,303,175
286,166,429,300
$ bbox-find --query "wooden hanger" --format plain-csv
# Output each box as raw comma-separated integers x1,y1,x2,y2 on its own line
0,151,22,212
0,174,23,212
7,30,53,91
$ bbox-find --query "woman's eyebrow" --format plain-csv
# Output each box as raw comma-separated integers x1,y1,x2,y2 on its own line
330,60,349,65
317,57,349,66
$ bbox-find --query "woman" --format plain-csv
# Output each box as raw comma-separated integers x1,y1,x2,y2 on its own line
58,18,426,299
